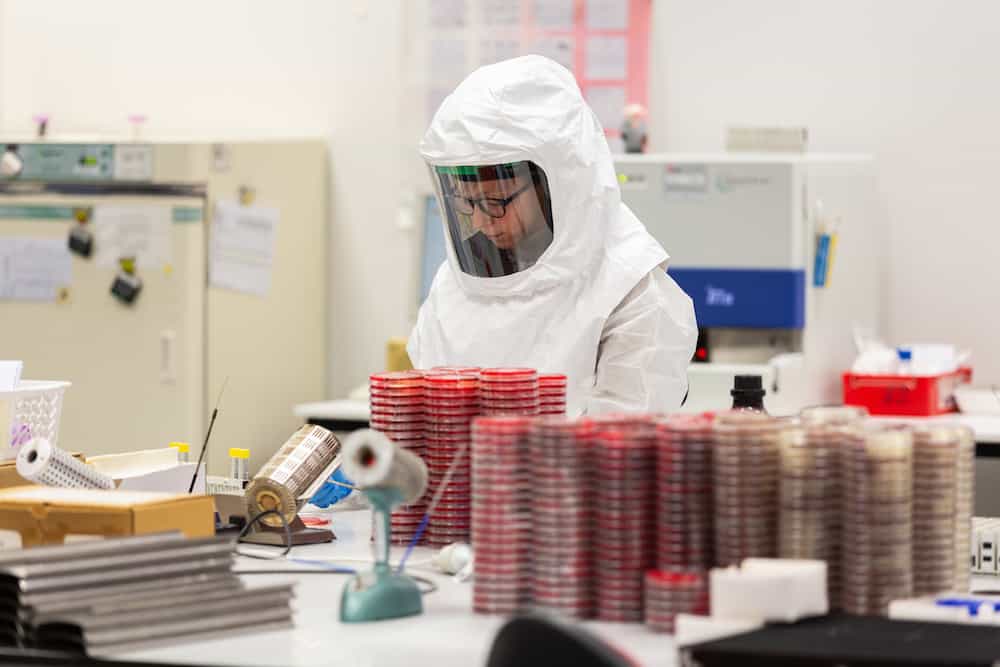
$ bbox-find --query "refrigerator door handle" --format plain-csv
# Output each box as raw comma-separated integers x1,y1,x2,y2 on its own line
160,330,176,384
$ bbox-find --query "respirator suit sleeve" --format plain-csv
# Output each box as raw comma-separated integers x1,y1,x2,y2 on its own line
585,269,697,414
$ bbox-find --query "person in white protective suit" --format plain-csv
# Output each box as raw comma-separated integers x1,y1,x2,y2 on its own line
408,55,697,415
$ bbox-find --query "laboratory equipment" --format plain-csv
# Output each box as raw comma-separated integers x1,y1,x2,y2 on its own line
644,570,707,634
169,441,190,463
229,447,250,485
615,153,882,414
780,406,866,608
0,532,293,654
471,416,534,615
15,437,114,489
841,424,913,615
423,373,476,547
537,373,567,416
730,374,766,411
0,139,328,475
656,415,714,572
479,368,539,416
368,371,428,545
242,425,342,547
591,419,658,623
712,411,780,566
530,418,594,619
418,194,447,306
339,428,428,623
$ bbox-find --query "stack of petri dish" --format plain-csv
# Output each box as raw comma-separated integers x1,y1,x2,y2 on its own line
423,372,479,547
592,419,658,623
530,417,595,618
644,570,708,634
781,405,865,607
538,373,568,416
479,368,540,416
841,424,913,615
471,416,534,614
426,366,482,379
656,414,715,572
368,371,427,545
712,411,780,567
911,424,974,596
953,426,975,594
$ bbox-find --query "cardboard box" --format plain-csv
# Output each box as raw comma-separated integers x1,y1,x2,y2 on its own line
0,486,215,547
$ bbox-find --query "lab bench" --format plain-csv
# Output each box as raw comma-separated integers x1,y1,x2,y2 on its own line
116,509,673,667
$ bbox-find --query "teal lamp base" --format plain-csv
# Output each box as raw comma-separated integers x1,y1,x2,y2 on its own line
339,487,424,623
340,563,423,623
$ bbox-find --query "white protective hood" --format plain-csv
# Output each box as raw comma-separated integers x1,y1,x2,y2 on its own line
409,55,671,414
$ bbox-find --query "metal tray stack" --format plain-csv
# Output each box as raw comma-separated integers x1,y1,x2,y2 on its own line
0,533,293,655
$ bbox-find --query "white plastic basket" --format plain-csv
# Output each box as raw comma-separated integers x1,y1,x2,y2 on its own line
1,380,71,461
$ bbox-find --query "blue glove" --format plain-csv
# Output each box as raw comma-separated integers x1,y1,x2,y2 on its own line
309,468,355,508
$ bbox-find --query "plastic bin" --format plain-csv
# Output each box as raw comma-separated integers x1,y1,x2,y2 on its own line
842,367,971,416
1,381,71,460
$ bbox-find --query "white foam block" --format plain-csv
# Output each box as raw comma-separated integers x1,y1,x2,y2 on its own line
674,613,763,647
710,559,828,623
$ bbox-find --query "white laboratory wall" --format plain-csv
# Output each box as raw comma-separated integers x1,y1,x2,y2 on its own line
0,0,413,398
648,0,1000,384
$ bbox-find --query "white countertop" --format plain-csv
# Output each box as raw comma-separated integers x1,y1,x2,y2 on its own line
118,510,676,667
293,399,370,422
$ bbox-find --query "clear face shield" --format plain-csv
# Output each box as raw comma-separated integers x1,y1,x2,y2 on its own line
429,161,554,278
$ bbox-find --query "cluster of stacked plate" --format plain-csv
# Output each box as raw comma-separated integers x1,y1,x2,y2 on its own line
712,411,780,567
368,371,427,545
471,416,534,614
643,570,708,634
479,368,540,416
779,406,865,607
423,371,479,547
841,424,913,615
591,417,658,622
655,414,714,572
538,374,568,416
911,424,975,596
529,417,595,618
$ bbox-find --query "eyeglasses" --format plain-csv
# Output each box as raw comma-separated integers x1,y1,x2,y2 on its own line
448,182,533,218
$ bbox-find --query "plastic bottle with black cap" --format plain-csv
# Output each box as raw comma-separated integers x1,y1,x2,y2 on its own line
731,374,767,412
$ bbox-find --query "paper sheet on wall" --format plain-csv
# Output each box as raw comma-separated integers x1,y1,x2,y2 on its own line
585,36,627,80
586,85,627,129
479,37,521,66
209,200,279,297
430,0,467,27
429,38,468,84
0,361,22,391
529,36,575,71
0,238,72,302
93,205,172,271
480,0,520,27
427,85,454,124
533,0,575,30
585,0,629,30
